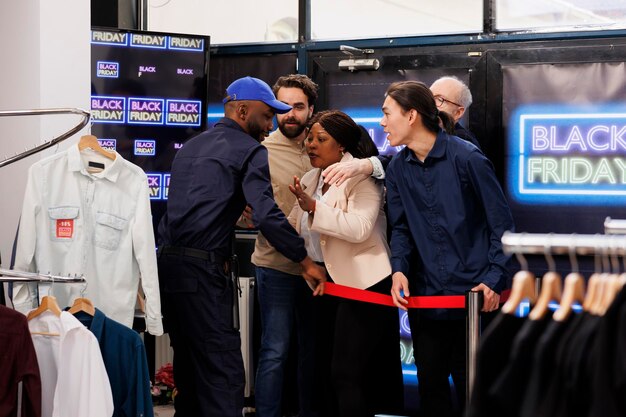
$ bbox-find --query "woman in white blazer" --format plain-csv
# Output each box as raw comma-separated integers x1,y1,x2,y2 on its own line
288,110,403,417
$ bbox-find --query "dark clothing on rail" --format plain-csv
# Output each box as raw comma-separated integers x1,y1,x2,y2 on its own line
489,314,552,417
466,312,525,417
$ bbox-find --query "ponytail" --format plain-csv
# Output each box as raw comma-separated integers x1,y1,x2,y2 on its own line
437,110,455,135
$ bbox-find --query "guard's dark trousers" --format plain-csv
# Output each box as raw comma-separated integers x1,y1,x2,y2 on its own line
159,252,244,417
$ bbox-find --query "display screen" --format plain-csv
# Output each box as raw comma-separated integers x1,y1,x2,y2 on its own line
90,28,209,229
503,62,626,237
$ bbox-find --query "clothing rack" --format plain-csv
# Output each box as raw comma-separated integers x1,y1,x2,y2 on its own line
0,267,85,283
501,231,626,256
0,107,90,168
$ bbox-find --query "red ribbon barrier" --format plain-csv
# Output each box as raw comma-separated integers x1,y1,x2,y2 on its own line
323,282,511,309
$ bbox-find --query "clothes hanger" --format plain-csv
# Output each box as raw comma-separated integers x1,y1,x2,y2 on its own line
78,134,116,160
27,294,62,320
597,238,624,315
528,242,562,320
584,246,609,314
68,282,95,316
68,298,95,316
501,248,537,315
28,295,62,336
553,240,585,322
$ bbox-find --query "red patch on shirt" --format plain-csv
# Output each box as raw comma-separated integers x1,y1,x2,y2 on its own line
56,219,74,238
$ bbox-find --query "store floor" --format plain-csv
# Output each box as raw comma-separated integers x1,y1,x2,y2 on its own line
153,405,259,416
153,405,175,417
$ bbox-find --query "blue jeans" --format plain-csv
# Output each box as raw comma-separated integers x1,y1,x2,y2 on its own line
255,267,317,417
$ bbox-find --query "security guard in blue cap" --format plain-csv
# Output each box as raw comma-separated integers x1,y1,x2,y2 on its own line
157,76,327,417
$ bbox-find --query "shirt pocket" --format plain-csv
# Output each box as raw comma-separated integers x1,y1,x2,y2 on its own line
48,206,80,242
94,212,128,250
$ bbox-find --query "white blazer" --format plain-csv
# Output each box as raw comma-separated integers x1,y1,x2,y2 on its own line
289,153,392,290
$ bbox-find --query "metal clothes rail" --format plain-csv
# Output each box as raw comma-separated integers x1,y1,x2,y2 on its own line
604,217,626,235
0,107,90,168
0,267,85,283
501,231,626,256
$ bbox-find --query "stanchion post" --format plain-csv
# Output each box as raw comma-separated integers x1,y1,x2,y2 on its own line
466,290,482,407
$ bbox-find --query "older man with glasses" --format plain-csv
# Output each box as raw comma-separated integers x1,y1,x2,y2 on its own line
430,75,481,149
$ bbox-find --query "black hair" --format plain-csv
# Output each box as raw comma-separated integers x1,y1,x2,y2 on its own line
356,125,379,158
386,81,455,134
308,110,367,158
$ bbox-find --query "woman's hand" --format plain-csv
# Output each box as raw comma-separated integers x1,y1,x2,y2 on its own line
289,175,316,213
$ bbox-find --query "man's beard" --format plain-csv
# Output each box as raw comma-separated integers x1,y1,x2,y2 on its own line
246,118,267,142
278,118,307,139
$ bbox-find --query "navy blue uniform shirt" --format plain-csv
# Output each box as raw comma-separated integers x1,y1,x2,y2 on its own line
158,117,307,262
386,130,514,299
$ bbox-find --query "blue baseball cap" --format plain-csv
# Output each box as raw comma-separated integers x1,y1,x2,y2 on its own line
223,76,292,114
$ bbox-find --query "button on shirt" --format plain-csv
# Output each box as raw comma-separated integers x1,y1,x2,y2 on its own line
386,130,514,300
158,117,307,263
13,145,163,335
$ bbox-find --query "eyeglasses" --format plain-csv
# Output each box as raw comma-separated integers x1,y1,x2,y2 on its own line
434,95,462,108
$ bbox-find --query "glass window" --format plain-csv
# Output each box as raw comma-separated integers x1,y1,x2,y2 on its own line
311,0,483,41
496,0,626,32
147,0,298,44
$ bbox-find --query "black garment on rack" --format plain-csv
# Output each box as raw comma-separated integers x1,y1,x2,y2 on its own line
547,313,600,417
466,312,525,417
489,314,552,417
519,316,575,417
588,286,626,417
538,312,586,417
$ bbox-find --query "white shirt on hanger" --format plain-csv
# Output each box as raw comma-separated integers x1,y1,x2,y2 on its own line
29,310,114,417
13,144,163,335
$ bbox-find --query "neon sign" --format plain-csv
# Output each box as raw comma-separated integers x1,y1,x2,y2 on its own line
97,139,116,152
96,61,119,78
127,97,165,125
130,34,167,49
509,105,626,205
163,174,171,200
147,173,162,200
91,96,126,124
91,31,128,46
166,99,201,126
134,140,156,156
169,36,204,52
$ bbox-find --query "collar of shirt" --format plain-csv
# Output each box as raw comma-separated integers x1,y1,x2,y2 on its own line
404,129,448,164
264,128,307,152
67,144,122,182
29,310,89,340
215,116,248,134
85,308,106,339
